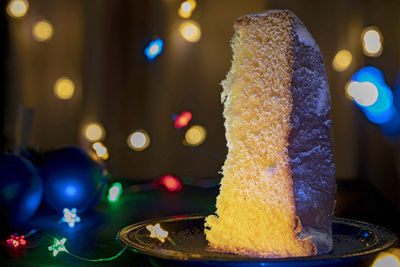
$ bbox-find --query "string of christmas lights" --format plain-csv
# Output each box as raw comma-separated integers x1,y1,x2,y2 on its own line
48,238,127,262
3,214,180,263
114,175,220,199
2,172,219,261
8,2,229,263
4,229,127,262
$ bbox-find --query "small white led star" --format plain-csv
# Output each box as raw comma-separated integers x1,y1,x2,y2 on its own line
61,208,81,228
146,223,168,243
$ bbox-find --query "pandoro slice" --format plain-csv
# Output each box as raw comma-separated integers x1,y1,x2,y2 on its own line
205,9,336,258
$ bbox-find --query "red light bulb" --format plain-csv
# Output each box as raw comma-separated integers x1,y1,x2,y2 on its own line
160,174,183,192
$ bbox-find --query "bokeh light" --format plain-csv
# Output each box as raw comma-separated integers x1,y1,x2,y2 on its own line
54,77,75,100
372,249,400,267
127,130,150,151
65,186,76,196
350,66,394,124
174,111,192,129
373,255,400,267
178,0,197,18
347,81,378,106
179,20,201,43
362,26,383,57
32,19,54,42
344,81,354,100
158,174,183,192
7,0,29,19
332,49,352,72
92,142,109,160
108,182,122,203
184,125,207,146
83,123,105,142
144,38,163,61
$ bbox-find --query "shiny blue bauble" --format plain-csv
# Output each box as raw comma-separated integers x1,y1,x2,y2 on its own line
39,146,106,213
0,153,43,223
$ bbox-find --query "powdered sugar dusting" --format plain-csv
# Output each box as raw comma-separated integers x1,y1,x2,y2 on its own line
295,24,316,48
316,80,330,115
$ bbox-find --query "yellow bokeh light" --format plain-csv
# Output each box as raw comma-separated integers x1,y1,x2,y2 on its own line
32,20,54,42
127,130,150,151
7,0,29,19
185,125,206,146
362,26,383,57
332,50,352,72
83,123,105,142
344,81,354,100
54,77,75,100
92,142,109,160
178,0,197,19
179,20,201,43
372,249,400,267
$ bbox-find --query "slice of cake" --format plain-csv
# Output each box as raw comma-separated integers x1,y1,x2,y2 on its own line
205,10,336,258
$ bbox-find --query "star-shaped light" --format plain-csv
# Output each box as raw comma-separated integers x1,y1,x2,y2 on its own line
6,234,27,248
48,238,67,256
61,208,81,228
146,223,168,243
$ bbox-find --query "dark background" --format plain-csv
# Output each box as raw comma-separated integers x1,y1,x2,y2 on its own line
3,0,400,211
1,0,400,265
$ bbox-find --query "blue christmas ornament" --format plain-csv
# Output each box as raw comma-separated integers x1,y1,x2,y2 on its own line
0,154,43,223
39,147,106,213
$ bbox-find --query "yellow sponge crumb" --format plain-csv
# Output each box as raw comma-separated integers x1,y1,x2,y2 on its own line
205,10,316,257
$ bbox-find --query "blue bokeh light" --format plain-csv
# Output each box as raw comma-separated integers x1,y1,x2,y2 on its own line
53,180,84,207
351,66,395,124
379,109,400,136
145,38,163,61
65,186,76,196
41,146,106,214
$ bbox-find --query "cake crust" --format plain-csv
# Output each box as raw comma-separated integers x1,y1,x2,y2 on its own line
289,13,336,254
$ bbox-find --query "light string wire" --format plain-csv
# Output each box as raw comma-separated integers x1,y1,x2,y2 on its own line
26,235,47,249
25,229,37,237
167,237,177,247
46,233,128,262
64,245,127,262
